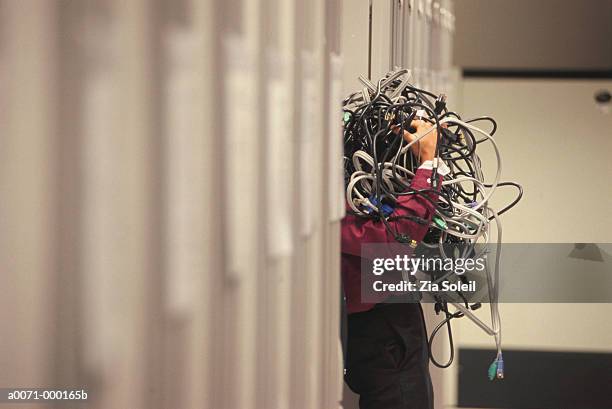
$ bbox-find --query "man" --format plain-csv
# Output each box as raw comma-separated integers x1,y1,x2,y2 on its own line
342,119,448,409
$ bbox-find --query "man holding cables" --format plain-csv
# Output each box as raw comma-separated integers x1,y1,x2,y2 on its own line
342,118,448,409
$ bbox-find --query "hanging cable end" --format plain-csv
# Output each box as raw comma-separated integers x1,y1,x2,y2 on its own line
495,354,505,379
434,94,447,115
487,360,497,381
431,158,440,189
488,353,504,380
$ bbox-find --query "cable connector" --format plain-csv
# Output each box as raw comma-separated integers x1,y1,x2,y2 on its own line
496,354,505,379
415,109,427,120
488,353,504,381
395,234,412,244
431,157,440,189
366,195,394,217
434,94,447,115
487,360,497,381
433,216,447,230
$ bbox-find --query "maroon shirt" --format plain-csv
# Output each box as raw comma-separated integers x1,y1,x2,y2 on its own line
341,168,441,314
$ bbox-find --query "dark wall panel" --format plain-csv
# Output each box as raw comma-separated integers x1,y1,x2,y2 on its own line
454,0,612,72
458,348,612,409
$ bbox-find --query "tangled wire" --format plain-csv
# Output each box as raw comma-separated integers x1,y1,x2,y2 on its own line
343,69,523,378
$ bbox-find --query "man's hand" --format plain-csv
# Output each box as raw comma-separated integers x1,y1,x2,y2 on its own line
393,119,439,163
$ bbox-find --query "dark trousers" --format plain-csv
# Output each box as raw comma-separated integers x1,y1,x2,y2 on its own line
344,303,434,409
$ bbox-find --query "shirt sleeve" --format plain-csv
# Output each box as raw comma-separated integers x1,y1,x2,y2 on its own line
341,166,443,257
418,158,451,176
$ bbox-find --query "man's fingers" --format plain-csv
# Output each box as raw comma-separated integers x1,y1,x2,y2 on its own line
393,120,436,142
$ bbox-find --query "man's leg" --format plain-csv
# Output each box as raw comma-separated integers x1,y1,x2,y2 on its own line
345,303,433,409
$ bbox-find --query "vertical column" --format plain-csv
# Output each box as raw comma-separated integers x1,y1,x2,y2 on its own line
159,1,210,408
53,0,90,392
423,0,433,89
323,0,345,408
186,1,213,408
431,1,441,92
78,1,157,407
303,0,326,407
290,0,321,407
391,0,404,69
0,0,58,398
370,0,393,79
258,0,297,408
78,3,121,407
214,0,261,408
339,0,370,94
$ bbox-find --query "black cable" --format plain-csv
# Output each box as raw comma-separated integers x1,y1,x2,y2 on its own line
484,181,523,218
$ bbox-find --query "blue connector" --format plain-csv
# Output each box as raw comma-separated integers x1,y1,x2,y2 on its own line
496,354,504,379
488,353,505,381
365,195,395,217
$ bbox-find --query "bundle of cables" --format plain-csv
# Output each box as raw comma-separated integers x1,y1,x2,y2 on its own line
343,69,523,380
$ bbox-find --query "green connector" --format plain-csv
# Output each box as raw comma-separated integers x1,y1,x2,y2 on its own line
343,112,352,123
488,360,497,381
433,216,447,230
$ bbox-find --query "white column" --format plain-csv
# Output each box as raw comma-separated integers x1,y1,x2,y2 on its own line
0,0,58,400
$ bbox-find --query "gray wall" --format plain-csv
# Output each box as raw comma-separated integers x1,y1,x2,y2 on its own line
454,0,612,70
0,1,346,408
